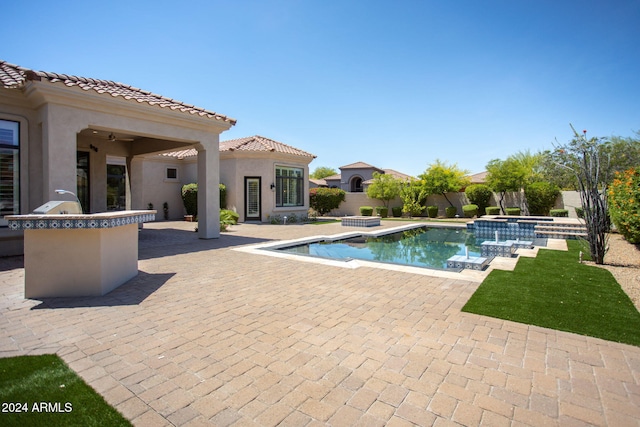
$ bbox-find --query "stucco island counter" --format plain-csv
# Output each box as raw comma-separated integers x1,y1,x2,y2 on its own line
6,210,156,298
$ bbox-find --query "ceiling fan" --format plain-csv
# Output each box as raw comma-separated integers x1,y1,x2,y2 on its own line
107,132,135,142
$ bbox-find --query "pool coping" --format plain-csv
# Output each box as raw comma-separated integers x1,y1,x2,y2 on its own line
233,222,560,282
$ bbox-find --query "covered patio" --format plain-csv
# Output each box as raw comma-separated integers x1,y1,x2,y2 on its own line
0,61,236,255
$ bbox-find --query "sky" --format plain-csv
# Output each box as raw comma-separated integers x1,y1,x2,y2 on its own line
2,0,639,176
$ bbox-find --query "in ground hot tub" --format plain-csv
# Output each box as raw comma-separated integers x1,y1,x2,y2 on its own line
6,210,156,298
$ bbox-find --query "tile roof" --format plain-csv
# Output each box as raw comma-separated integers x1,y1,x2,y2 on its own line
161,135,316,159
0,60,236,125
381,169,415,181
340,161,381,170
220,136,315,157
323,174,342,181
468,171,488,183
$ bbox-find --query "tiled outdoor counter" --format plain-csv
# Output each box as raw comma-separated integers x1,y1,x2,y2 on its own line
6,210,155,298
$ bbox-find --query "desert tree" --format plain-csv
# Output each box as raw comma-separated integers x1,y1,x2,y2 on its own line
310,166,338,179
419,160,470,207
366,172,403,209
554,125,611,264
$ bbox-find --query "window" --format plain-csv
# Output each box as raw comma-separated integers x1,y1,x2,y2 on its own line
0,119,19,225
166,167,178,180
275,166,304,207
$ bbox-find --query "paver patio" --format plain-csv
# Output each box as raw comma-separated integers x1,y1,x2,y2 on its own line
1,220,639,426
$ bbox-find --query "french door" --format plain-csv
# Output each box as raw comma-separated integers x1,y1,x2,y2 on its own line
245,177,261,220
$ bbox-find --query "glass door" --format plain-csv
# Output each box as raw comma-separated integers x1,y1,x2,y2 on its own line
76,151,90,213
106,163,126,211
245,177,261,220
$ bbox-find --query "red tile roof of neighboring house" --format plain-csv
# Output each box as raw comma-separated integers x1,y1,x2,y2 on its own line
161,135,315,159
468,171,488,184
340,161,382,170
0,60,236,125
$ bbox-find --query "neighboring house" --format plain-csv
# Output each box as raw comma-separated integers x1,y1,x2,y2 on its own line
160,135,316,222
309,178,327,188
0,60,235,256
467,171,488,186
324,162,414,192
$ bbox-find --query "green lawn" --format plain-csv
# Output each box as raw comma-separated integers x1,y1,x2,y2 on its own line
462,240,640,346
0,354,131,427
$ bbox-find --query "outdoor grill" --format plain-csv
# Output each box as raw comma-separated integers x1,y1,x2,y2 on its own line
33,201,83,215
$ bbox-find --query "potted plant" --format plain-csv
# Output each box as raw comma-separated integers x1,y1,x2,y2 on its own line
181,183,198,221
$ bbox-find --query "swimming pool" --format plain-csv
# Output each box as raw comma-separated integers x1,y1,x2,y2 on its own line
274,225,482,271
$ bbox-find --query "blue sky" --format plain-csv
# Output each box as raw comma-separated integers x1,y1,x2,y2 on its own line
3,0,639,176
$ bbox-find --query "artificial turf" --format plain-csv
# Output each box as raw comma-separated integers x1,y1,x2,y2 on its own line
462,239,640,346
0,354,131,427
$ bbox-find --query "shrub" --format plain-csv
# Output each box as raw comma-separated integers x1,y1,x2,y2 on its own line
220,209,239,231
485,206,500,215
525,182,560,216
391,206,402,217
550,209,569,217
427,206,438,218
219,183,227,209
181,183,198,216
360,206,374,216
505,207,521,216
462,204,478,218
445,206,457,218
401,181,427,217
575,207,585,219
375,206,389,218
309,188,346,215
609,168,640,243
465,184,492,216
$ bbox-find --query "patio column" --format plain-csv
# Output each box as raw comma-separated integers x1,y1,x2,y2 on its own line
40,104,84,203
197,136,220,239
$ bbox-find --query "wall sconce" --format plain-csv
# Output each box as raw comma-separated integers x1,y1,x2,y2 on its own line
270,183,275,191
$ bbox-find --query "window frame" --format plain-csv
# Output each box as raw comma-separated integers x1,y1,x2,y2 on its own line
275,165,304,208
0,119,20,226
165,167,179,182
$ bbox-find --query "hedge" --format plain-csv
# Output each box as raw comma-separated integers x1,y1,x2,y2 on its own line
427,206,438,218
360,206,374,216
462,204,478,218
445,206,457,218
375,206,389,218
505,207,521,216
181,183,198,216
391,206,403,217
550,209,569,217
485,206,500,215
309,188,346,215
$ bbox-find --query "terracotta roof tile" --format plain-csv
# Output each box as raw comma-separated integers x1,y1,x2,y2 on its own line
0,60,236,125
161,135,316,159
340,161,381,170
219,135,315,157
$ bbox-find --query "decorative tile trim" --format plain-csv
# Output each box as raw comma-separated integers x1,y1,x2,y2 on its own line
341,216,381,227
7,213,156,231
447,255,490,271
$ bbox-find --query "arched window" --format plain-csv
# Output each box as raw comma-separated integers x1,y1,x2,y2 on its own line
350,176,363,192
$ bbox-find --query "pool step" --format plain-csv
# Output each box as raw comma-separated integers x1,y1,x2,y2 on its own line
534,223,587,239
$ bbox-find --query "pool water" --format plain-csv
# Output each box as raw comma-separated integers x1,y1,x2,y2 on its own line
277,226,482,270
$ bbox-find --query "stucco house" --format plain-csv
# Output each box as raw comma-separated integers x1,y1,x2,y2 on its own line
159,135,316,222
0,60,235,256
324,161,414,192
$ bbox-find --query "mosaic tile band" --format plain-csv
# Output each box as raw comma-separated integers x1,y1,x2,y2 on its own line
7,213,156,231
